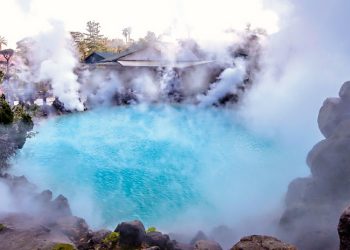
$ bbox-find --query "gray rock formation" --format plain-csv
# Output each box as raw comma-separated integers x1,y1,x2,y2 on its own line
231,235,296,250
281,81,350,249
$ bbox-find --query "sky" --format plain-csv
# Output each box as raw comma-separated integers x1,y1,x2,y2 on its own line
0,0,279,48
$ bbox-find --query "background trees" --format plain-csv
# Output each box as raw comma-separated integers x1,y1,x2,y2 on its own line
0,49,14,75
0,36,7,50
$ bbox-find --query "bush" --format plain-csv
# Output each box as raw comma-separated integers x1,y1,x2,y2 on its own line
0,71,4,84
102,231,120,245
51,243,75,250
0,94,14,125
146,227,157,233
0,224,5,232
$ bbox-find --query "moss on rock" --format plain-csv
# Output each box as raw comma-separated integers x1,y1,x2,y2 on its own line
51,243,75,250
146,227,157,233
103,231,120,245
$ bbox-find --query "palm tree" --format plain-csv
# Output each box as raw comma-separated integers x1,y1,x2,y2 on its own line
0,36,7,50
122,28,129,43
122,27,132,44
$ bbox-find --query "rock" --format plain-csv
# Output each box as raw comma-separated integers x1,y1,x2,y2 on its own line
296,230,338,250
339,206,350,250
89,229,111,245
339,81,350,101
115,220,146,247
35,189,53,204
231,235,296,250
190,231,208,245
54,216,90,245
145,247,161,250
193,240,222,250
173,242,194,250
318,82,350,138
51,195,72,217
144,231,174,250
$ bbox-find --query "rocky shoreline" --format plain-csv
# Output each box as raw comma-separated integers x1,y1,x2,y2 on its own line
0,173,298,250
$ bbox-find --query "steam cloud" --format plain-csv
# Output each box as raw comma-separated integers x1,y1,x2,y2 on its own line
1,0,350,249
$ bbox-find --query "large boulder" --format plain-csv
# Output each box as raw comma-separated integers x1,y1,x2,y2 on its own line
115,220,146,247
144,231,175,250
231,235,296,250
193,240,222,250
339,206,350,250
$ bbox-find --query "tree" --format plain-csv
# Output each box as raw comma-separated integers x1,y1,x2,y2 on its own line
84,21,106,54
122,27,132,43
0,94,14,125
70,31,89,60
0,49,14,75
144,31,157,42
0,36,7,50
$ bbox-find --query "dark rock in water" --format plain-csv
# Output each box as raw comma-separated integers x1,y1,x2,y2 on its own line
144,231,175,250
52,98,67,113
231,235,296,250
339,206,350,250
193,240,222,250
115,220,146,247
51,195,72,217
190,231,208,245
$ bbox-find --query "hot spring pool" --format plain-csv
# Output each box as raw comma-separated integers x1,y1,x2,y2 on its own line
10,105,307,230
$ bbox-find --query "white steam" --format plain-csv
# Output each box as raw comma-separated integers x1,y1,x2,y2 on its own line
198,62,245,107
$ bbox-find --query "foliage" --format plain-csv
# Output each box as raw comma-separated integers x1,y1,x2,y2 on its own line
51,243,75,250
84,21,107,54
0,94,14,125
146,227,157,233
12,104,34,125
0,70,4,84
70,31,89,60
102,231,120,245
0,224,5,232
0,36,7,50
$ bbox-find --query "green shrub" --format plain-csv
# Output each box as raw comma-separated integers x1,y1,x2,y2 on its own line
0,94,14,125
102,231,120,245
146,227,157,233
0,224,5,232
0,71,4,84
52,243,75,250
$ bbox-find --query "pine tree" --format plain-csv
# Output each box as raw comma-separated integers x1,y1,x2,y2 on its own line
84,21,106,54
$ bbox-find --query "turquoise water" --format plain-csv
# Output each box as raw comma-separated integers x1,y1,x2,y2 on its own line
10,105,305,230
